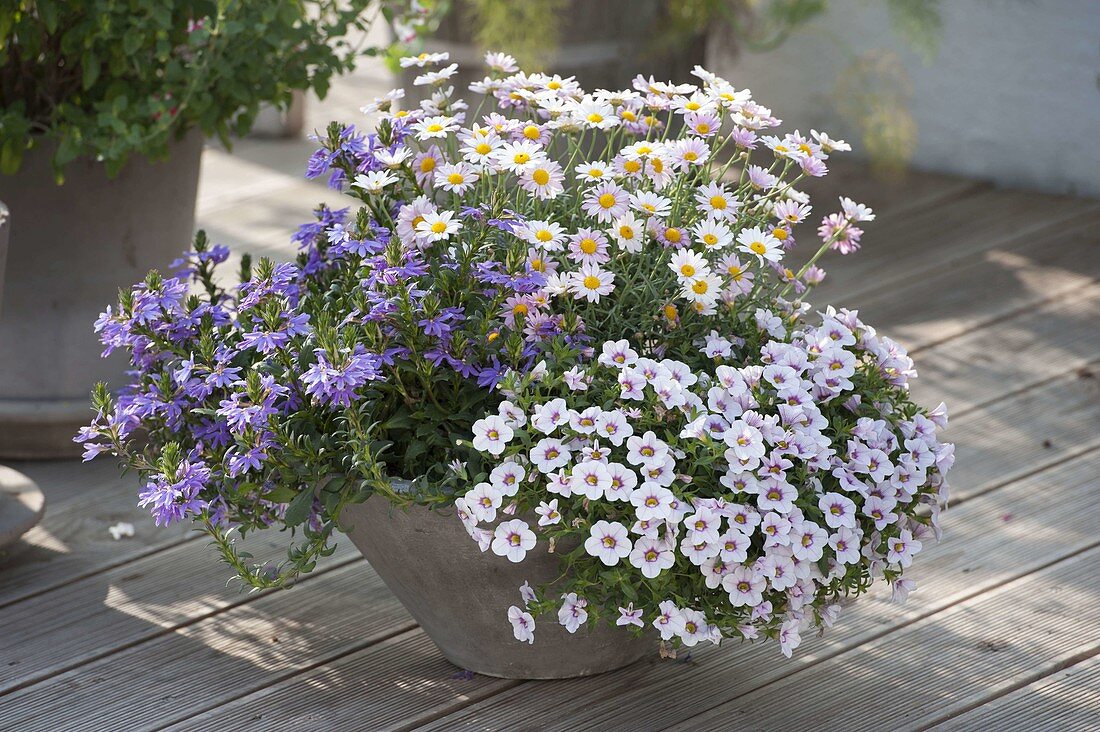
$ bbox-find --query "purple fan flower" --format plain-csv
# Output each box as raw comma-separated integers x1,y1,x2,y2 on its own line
138,460,212,526
301,345,384,408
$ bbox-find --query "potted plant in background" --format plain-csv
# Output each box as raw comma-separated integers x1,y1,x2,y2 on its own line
0,0,444,458
0,201,46,551
79,53,953,677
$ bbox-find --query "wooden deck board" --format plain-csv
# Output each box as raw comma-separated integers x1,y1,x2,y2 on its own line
0,461,194,609
0,531,358,695
851,209,1100,356
670,547,1100,731
927,653,1100,732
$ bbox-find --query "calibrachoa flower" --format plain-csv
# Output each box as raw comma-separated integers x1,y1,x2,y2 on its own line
80,52,951,660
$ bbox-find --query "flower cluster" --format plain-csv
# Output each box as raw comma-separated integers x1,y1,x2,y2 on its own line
79,50,951,655
464,313,952,657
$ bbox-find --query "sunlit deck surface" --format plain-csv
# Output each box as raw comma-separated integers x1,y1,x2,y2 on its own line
2,63,1099,731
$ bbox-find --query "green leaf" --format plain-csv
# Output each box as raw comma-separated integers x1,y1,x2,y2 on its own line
284,488,315,527
265,485,298,504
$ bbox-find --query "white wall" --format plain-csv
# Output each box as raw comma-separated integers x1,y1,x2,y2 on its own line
707,0,1100,196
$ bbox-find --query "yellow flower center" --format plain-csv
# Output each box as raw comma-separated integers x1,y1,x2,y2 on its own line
619,225,634,239
587,112,604,123
692,280,709,295
513,152,531,165
710,195,727,210
447,173,464,185
642,203,656,212
728,265,742,278
487,331,499,342
513,303,529,316
547,80,561,89
587,168,604,178
431,221,447,234
663,303,678,321
686,101,701,111
394,110,409,118
532,168,550,185
530,258,545,272
750,241,767,254
679,264,696,277
535,229,553,243
651,158,664,173
772,228,788,241
665,228,682,243
598,193,617,209
411,215,425,229
475,142,491,155
621,110,637,122
583,275,601,289
683,151,698,161
523,125,541,140
580,238,598,254
636,144,653,155
703,233,719,246
419,158,436,172
624,159,641,173
426,123,444,133
696,122,711,134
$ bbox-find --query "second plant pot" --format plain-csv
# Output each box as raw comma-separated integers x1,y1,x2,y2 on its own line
0,131,204,458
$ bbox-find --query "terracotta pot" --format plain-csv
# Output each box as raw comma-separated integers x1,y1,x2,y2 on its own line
342,492,652,679
0,131,204,458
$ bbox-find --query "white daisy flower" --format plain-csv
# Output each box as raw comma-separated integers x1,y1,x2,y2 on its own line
610,212,644,252
569,263,615,302
352,170,398,194
399,51,450,68
520,160,565,200
415,210,462,243
412,114,459,140
434,162,479,194
493,140,547,174
736,226,783,262
693,217,734,249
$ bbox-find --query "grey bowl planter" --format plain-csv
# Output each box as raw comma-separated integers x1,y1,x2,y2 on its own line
0,132,203,458
342,495,652,679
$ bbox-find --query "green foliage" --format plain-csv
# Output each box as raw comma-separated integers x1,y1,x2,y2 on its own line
0,0,445,179
464,0,566,71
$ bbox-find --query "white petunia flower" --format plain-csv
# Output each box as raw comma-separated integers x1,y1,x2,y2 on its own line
584,520,633,566
491,519,536,563
630,537,675,578
472,414,514,455
508,605,535,643
536,499,562,526
558,593,589,633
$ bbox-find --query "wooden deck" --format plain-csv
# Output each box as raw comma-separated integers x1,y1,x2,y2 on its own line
2,65,1099,730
